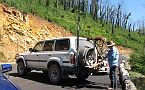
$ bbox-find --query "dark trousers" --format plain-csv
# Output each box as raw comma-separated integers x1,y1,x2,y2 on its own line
109,66,117,89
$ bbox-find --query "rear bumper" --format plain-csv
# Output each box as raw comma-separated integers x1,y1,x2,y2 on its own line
98,67,109,73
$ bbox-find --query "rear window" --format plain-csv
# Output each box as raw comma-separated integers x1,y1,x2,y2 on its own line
55,39,70,51
75,39,94,49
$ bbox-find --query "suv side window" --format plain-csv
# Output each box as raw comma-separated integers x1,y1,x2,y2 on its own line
75,39,94,49
33,41,44,52
55,39,70,51
43,40,54,51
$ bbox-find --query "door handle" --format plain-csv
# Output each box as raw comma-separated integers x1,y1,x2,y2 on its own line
37,55,39,56
48,55,51,56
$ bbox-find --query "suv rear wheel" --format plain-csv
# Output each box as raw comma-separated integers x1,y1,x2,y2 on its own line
48,64,61,84
76,72,89,81
17,61,27,76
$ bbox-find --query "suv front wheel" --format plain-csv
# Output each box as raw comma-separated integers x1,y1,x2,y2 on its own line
17,61,27,76
48,64,62,84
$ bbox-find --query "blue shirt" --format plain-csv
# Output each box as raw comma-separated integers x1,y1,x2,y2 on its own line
107,46,119,68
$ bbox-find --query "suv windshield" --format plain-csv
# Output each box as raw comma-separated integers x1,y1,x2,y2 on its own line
33,41,44,52
75,39,94,49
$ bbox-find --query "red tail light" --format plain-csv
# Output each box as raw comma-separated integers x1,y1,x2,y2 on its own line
106,62,109,67
70,54,76,65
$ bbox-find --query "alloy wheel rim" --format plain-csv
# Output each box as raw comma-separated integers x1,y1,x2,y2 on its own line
18,64,24,74
50,69,58,80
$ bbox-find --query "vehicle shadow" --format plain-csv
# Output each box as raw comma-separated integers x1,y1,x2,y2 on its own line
9,72,108,89
60,78,108,89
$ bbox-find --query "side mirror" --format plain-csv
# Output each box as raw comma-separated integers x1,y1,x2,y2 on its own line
29,48,33,52
1,64,12,73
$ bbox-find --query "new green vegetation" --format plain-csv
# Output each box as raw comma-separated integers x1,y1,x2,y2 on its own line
0,0,145,76
130,71,145,90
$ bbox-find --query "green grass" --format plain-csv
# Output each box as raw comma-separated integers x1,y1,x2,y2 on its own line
130,71,144,78
129,71,145,90
0,0,145,74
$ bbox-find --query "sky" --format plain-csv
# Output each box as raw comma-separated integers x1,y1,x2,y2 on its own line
111,0,145,22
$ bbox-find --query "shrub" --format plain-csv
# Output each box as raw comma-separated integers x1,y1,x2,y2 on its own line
130,51,145,75
130,71,145,90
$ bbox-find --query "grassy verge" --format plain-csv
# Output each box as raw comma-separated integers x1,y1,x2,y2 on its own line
129,71,145,90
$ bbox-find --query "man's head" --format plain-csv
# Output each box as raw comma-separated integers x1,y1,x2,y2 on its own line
107,41,115,49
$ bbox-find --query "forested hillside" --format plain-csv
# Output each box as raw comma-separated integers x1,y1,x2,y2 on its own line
0,0,145,76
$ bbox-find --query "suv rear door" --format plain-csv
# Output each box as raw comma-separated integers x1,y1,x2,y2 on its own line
54,39,70,66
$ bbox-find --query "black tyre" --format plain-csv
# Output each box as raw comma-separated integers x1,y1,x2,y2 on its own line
48,64,61,84
17,61,27,76
76,72,89,81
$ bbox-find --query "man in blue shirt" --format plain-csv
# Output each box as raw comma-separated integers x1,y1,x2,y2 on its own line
107,41,119,90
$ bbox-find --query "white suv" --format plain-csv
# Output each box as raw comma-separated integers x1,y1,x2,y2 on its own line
16,36,98,84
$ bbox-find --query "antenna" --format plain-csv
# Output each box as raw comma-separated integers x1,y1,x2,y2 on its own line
76,16,80,66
